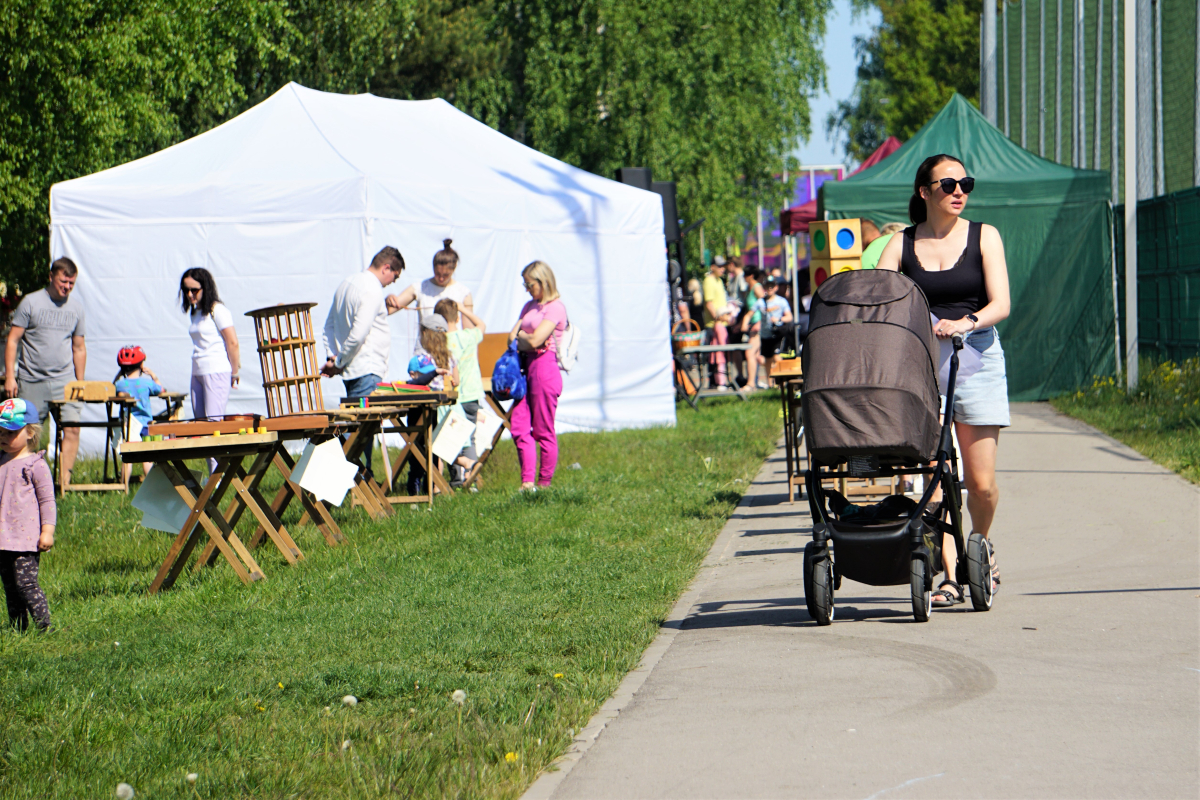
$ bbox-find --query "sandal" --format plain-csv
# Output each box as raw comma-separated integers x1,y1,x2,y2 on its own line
987,539,1000,594
931,580,965,607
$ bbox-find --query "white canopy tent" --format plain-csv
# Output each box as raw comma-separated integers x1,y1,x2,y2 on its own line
49,82,674,450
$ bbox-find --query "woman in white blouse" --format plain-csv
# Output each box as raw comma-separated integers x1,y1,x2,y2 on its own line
385,239,474,320
179,268,241,427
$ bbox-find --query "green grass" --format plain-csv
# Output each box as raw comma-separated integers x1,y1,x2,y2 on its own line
1050,356,1200,484
0,396,781,798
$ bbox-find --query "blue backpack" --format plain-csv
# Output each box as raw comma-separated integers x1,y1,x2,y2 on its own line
491,341,527,401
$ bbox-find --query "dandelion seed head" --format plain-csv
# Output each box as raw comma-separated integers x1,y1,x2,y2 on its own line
341,739,352,751
115,783,135,799
186,773,198,784
452,689,466,705
342,695,358,707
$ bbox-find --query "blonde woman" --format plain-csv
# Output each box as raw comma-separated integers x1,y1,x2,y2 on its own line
507,261,567,491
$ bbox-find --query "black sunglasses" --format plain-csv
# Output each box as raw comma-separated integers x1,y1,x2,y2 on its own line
928,177,975,194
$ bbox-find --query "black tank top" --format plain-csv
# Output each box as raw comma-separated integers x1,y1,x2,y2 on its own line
900,221,988,322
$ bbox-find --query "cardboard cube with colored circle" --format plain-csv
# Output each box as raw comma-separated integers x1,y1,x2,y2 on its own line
809,219,863,259
810,258,861,289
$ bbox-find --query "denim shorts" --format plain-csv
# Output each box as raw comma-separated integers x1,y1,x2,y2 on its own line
951,328,1011,427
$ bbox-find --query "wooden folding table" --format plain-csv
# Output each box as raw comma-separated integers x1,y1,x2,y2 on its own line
332,391,454,510
770,358,805,502
122,432,299,593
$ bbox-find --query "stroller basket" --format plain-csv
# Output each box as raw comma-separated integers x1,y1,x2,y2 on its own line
800,270,940,465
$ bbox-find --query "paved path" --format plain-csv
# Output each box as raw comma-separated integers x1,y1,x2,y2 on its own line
528,404,1200,800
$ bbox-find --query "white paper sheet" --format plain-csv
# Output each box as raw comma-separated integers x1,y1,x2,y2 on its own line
290,439,358,506
473,407,505,453
132,466,193,534
932,314,985,395
432,406,474,462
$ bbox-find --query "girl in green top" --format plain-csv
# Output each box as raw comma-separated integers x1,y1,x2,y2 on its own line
435,299,486,485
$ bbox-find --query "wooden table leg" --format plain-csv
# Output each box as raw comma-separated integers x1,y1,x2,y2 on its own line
341,421,392,519
150,460,251,593
423,409,453,502
462,393,513,491
162,457,264,586
198,447,304,567
273,449,344,546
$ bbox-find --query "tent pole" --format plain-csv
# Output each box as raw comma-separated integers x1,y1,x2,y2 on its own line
1124,0,1139,390
1153,0,1163,196
757,205,764,270
1056,0,1063,163
1021,0,1027,148
1040,0,1046,156
1112,0,1119,203
1080,0,1089,170
1094,0,1104,170
1004,1,1011,136
983,0,998,124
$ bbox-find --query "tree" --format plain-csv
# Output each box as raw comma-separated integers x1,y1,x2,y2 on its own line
0,0,416,291
829,0,981,160
1,0,830,285
455,0,832,257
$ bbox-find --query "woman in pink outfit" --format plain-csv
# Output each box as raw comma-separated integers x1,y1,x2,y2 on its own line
508,261,567,491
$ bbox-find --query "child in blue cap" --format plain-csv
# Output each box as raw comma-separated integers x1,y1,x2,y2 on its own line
0,398,55,631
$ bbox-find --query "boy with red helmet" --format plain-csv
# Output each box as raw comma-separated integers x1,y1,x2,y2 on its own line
114,345,162,480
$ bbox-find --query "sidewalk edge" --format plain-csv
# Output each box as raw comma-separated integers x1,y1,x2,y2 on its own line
519,444,784,800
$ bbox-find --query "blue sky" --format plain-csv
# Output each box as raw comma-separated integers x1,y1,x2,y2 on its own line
794,0,882,169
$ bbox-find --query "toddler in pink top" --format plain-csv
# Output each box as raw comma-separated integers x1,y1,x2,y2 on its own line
0,398,56,631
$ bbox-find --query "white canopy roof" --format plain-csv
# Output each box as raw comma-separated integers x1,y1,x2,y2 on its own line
51,82,674,441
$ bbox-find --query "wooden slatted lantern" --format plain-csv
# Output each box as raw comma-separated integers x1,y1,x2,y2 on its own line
245,303,324,416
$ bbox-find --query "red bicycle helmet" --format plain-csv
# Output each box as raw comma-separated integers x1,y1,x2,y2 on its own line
117,345,146,366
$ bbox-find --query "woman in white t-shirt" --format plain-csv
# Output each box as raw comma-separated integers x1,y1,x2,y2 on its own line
179,268,241,429
386,239,474,321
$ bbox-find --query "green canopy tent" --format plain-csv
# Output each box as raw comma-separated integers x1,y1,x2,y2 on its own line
821,94,1114,401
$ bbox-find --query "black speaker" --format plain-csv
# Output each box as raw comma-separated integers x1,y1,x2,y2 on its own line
652,181,680,242
615,167,652,191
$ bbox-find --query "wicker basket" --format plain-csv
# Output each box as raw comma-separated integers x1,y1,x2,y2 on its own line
672,319,704,352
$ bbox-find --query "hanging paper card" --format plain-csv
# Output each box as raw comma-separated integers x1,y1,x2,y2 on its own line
432,407,474,462
291,438,358,506
132,467,193,534
473,407,505,453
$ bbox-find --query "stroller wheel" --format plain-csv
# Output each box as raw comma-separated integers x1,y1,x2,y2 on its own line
803,542,835,626
966,533,995,611
911,557,931,622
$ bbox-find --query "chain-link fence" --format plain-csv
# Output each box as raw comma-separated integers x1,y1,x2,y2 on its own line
996,0,1198,202
1116,186,1200,361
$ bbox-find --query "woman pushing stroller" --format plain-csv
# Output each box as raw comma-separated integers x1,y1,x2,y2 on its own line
876,154,1011,606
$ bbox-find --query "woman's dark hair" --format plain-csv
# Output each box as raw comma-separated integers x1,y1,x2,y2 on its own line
909,154,966,224
179,267,220,316
433,238,459,270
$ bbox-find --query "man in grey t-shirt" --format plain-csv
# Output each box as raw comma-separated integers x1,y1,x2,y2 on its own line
5,257,88,481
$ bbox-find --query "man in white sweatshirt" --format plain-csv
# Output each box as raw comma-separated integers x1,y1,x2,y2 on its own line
321,246,406,475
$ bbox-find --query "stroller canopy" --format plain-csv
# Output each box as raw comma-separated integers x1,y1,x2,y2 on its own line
801,270,940,465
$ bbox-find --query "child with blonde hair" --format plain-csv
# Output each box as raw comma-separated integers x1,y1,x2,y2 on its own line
0,399,55,631
435,298,486,485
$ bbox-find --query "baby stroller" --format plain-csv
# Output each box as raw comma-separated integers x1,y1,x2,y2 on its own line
799,269,995,623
